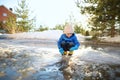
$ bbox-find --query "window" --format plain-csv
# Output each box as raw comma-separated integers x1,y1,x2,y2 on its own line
3,13,7,17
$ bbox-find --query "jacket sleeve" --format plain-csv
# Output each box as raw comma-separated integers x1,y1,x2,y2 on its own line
73,34,80,48
57,34,63,49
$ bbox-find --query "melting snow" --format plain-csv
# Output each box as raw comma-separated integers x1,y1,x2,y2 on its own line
0,30,120,66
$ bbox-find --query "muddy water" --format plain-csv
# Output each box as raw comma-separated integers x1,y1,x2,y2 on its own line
62,45,120,80
0,58,63,80
0,39,120,80
0,50,63,80
0,39,63,80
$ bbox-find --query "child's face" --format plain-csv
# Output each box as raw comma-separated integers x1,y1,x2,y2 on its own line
65,33,72,38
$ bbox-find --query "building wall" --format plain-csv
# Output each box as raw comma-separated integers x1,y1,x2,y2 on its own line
0,5,15,23
0,5,16,32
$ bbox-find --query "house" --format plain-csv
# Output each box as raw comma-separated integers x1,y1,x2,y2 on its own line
0,5,16,33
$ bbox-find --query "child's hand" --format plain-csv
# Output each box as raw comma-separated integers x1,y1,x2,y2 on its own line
70,45,78,51
59,48,64,55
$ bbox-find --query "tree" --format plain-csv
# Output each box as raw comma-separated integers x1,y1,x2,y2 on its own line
36,25,48,31
5,14,17,34
15,0,35,32
0,14,18,34
76,0,120,37
85,30,90,36
53,24,64,30
0,21,4,30
74,24,85,34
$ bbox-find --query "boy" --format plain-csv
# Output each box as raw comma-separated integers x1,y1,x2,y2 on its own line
57,24,80,56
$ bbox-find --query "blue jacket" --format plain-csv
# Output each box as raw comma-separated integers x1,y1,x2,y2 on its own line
57,33,80,49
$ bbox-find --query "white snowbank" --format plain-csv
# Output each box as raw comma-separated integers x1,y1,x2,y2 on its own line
0,30,85,42
8,30,63,40
76,34,85,42
102,35,120,42
71,47,120,65
1,30,120,43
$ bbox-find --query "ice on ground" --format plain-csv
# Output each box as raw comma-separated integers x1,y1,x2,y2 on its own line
0,42,61,71
71,47,120,65
0,39,120,69
0,30,120,70
1,30,120,80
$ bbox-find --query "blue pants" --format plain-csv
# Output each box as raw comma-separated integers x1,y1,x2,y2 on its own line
61,41,74,51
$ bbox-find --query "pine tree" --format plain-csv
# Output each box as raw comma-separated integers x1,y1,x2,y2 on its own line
76,0,120,37
15,0,35,32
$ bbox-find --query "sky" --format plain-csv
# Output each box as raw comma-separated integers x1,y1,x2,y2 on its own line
0,0,88,28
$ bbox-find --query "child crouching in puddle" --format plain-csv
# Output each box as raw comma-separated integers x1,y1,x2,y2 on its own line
57,24,80,56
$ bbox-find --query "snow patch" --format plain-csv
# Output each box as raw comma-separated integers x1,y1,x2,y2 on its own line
102,35,120,42
72,47,120,65
0,30,86,42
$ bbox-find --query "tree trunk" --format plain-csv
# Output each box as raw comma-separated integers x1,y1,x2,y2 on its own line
111,25,115,37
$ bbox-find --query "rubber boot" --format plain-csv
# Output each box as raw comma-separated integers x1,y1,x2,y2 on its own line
68,51,73,56
64,51,67,55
